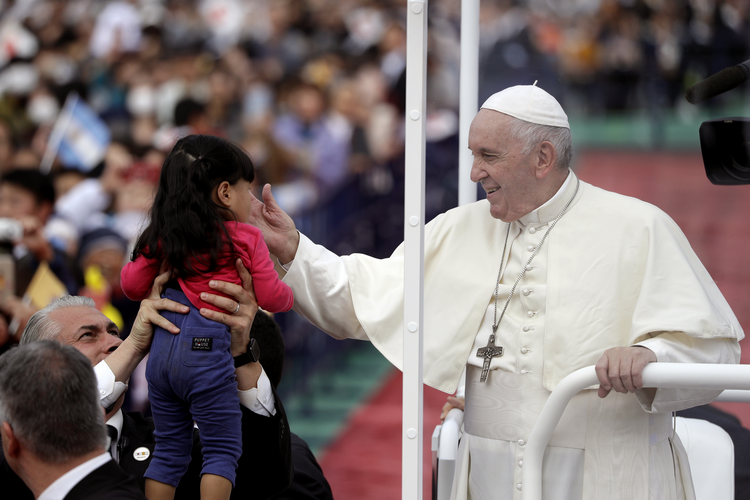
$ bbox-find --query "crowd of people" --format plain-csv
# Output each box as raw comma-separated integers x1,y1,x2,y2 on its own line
0,1,749,498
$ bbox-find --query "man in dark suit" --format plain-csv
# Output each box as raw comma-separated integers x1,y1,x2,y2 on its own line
2,261,292,499
0,340,146,499
250,311,334,500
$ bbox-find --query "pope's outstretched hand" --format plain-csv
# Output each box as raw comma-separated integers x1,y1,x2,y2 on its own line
249,184,300,264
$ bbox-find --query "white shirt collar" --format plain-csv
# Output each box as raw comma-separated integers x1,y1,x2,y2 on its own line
37,453,111,500
106,408,124,442
518,170,572,226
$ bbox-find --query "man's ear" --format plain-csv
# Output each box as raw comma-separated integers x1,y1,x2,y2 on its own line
534,141,558,179
214,181,232,208
1,421,21,459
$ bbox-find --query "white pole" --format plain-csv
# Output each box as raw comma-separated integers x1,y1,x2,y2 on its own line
403,1,428,499
522,363,750,500
458,0,480,206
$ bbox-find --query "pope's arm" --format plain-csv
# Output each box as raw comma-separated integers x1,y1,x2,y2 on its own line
634,332,740,412
250,183,369,340
277,234,369,341
594,202,743,411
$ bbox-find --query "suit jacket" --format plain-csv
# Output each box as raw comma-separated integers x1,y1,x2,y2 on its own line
272,433,333,500
64,459,146,500
1,391,293,500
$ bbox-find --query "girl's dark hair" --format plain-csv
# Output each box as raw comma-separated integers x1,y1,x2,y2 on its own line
132,134,254,278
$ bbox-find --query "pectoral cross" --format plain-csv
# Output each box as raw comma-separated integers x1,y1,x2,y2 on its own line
476,328,504,382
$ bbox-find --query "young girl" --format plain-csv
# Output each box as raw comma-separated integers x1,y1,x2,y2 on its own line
121,134,293,500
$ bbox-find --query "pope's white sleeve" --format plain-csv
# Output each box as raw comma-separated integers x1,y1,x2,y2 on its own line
455,366,466,399
238,368,276,417
282,233,369,341
94,361,128,409
634,332,740,413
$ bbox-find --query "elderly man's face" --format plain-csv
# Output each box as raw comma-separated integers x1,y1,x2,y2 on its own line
49,306,122,365
469,110,541,222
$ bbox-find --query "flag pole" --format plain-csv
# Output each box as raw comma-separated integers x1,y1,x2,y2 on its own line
40,92,78,175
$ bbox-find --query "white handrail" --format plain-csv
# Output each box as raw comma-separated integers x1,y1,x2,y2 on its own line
715,389,750,402
522,363,750,500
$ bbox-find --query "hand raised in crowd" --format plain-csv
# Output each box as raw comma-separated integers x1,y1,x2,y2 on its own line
16,215,54,262
0,295,37,343
595,346,657,398
248,184,299,264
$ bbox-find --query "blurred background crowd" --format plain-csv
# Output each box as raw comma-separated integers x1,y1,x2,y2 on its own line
0,0,748,414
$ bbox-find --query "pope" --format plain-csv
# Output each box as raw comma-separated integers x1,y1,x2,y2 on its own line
249,84,742,500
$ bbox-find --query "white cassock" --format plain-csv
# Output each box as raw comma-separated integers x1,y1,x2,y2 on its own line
276,170,742,500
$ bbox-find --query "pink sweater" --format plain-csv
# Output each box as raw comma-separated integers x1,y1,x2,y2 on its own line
121,221,293,313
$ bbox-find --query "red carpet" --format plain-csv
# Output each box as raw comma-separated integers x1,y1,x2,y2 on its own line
319,370,446,500
318,151,750,499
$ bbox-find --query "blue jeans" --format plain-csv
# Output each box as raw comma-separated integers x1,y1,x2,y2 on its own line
144,288,242,487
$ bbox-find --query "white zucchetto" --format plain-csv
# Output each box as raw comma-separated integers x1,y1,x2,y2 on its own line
481,83,570,129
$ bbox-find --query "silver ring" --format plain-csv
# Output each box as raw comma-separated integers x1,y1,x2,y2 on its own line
232,302,240,315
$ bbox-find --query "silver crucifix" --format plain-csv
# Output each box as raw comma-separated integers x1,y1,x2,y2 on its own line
476,330,504,382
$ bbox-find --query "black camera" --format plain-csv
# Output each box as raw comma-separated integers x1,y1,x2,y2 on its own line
699,118,750,186
686,59,750,186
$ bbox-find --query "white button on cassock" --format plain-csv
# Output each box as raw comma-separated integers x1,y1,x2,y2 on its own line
529,227,537,234
517,484,523,491
522,326,530,332
518,439,525,446
518,459,523,468
521,348,529,354
527,245,535,252
527,311,534,317
525,264,533,270
522,288,531,296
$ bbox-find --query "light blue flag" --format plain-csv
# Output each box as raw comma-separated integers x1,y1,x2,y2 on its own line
41,92,111,173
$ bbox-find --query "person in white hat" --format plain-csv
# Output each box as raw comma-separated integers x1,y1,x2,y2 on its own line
248,84,742,500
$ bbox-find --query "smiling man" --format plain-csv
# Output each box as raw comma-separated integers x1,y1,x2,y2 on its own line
248,84,742,500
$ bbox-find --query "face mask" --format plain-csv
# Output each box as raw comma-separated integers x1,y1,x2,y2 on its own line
0,63,39,95
27,94,60,124
127,85,156,116
46,56,77,85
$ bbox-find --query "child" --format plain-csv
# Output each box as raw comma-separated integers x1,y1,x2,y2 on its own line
121,134,293,500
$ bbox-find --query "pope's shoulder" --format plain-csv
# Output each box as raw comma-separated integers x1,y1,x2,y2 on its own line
426,198,497,233
431,198,493,223
577,180,677,225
